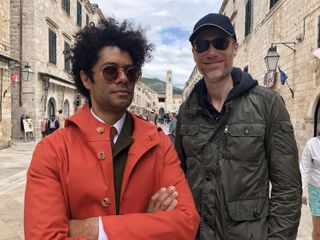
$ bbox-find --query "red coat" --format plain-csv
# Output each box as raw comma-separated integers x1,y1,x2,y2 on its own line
24,105,199,239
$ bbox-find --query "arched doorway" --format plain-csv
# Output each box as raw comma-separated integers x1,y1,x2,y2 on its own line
47,97,56,117
63,99,70,117
314,99,320,136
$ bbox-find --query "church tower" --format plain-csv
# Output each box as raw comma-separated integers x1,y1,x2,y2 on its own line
165,69,173,112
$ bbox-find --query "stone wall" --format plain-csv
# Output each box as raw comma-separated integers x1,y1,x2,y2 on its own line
221,0,320,153
0,0,11,149
10,0,103,140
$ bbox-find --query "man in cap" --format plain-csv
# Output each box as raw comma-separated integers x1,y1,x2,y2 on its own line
175,13,302,239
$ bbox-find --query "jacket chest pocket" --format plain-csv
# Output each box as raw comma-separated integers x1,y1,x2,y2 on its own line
225,123,265,162
180,124,216,158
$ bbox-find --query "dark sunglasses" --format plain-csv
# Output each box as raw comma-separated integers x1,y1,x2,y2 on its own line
193,38,230,53
102,64,141,83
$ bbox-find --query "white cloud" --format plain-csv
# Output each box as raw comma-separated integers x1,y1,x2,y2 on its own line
92,0,223,88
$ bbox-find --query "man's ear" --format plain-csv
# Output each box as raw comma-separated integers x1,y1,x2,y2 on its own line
192,48,197,62
233,42,239,58
80,70,91,90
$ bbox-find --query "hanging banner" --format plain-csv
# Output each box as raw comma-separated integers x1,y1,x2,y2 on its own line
263,71,275,88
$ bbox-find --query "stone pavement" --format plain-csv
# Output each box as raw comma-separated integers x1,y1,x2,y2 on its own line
0,130,313,239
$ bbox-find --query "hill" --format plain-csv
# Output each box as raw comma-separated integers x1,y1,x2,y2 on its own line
140,77,183,95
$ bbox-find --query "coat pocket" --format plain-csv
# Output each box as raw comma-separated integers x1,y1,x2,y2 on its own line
225,123,265,162
227,197,269,221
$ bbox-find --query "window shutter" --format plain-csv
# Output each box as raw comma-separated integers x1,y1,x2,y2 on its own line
66,0,70,15
49,29,56,64
77,1,82,27
245,0,252,37
64,41,70,71
318,16,320,48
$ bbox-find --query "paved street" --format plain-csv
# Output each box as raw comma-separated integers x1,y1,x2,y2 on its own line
0,124,313,239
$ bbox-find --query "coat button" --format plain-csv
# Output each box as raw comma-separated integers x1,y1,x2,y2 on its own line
96,126,105,134
102,197,111,207
244,129,250,135
97,151,105,160
253,208,260,217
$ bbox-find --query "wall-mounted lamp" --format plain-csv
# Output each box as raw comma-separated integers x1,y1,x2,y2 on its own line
264,42,296,71
21,63,33,81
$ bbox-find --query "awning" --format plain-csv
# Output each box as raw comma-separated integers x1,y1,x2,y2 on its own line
49,78,76,89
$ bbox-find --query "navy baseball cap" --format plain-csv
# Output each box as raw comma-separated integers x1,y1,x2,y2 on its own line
189,13,236,42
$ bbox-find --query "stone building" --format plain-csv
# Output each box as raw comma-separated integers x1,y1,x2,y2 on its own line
164,69,182,114
129,69,182,119
10,0,104,140
183,66,202,101
219,0,320,152
130,81,159,117
183,1,320,152
0,0,16,148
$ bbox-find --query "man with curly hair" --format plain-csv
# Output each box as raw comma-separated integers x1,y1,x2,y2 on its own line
24,18,199,240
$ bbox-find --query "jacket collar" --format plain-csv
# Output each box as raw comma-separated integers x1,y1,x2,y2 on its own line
65,104,161,150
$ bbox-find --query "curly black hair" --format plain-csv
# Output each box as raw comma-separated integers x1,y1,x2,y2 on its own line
71,18,154,99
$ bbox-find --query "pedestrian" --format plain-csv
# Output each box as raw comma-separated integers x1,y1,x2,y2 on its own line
20,114,25,140
168,113,177,135
24,18,199,239
46,114,60,135
57,109,66,128
300,130,320,240
175,13,302,239
154,113,158,125
168,113,177,143
40,117,47,138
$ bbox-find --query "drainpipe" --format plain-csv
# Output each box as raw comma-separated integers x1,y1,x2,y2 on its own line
19,0,23,106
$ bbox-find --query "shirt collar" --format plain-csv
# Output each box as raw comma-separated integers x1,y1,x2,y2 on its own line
90,108,126,142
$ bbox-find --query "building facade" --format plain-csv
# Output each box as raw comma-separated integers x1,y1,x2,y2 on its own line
130,81,159,117
219,0,320,152
183,66,202,101
10,0,104,140
0,0,15,149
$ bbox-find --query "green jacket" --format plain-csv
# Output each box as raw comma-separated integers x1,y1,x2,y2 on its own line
175,68,302,240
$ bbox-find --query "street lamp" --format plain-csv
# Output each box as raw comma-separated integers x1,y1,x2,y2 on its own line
264,42,296,71
21,63,33,81
264,46,280,71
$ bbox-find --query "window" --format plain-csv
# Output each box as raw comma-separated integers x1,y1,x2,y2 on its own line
61,0,70,15
318,16,320,48
243,65,249,72
64,41,71,71
270,0,279,9
86,14,89,27
49,29,57,64
47,97,56,118
63,100,70,117
77,1,82,27
0,69,3,121
245,0,252,37
315,100,320,136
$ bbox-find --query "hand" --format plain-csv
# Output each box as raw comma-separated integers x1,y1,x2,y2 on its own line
147,186,179,213
69,217,98,240
302,195,308,205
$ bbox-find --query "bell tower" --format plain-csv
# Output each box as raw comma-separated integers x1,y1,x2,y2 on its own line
165,69,173,112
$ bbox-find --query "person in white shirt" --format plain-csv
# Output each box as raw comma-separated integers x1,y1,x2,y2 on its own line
300,130,320,240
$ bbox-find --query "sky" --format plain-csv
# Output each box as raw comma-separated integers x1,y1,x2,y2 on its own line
92,0,224,89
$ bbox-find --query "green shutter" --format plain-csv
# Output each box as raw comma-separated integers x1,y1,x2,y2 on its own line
64,41,70,71
49,29,56,64
77,1,82,27
66,0,70,15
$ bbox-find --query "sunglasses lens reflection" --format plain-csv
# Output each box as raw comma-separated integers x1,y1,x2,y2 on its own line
126,67,141,82
195,38,230,53
103,66,118,81
102,65,141,83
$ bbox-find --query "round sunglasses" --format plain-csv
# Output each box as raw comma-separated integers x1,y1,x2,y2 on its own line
102,64,141,83
193,38,231,53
